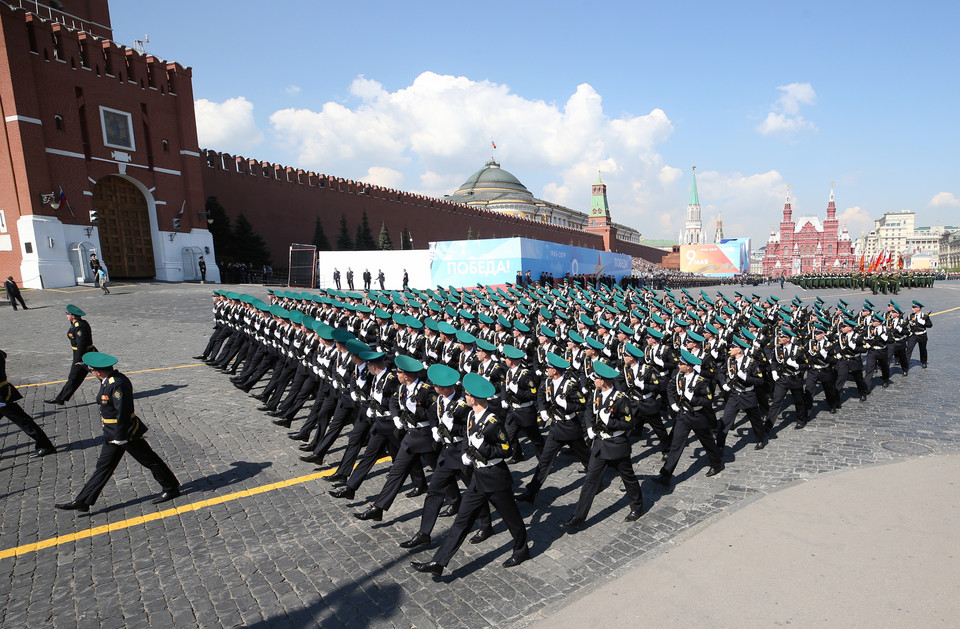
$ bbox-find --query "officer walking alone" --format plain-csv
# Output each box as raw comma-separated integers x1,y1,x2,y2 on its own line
45,305,96,406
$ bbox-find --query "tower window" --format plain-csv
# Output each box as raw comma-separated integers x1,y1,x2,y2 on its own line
54,115,64,132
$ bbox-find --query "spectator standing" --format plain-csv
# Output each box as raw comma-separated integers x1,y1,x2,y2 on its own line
4,276,28,310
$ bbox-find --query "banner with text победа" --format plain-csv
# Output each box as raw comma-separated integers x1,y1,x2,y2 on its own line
518,238,632,280
430,238,520,287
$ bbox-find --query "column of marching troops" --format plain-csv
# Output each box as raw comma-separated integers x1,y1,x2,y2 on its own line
192,280,934,577
789,270,937,293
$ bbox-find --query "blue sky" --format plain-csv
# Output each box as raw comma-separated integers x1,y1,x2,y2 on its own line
110,0,959,247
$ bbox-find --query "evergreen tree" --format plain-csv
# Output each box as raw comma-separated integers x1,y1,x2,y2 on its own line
312,216,331,251
400,226,413,250
354,210,376,250
335,213,353,251
377,222,393,250
205,196,235,261
232,213,271,266
466,226,474,240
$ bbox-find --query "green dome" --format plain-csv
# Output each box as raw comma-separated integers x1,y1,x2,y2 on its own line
447,158,535,204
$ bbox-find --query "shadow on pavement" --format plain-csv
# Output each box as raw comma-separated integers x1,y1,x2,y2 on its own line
180,460,273,494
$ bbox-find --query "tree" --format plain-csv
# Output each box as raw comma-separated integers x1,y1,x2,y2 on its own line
400,226,413,250
232,213,271,266
466,226,474,240
205,196,234,260
378,222,393,250
335,213,353,251
354,210,376,250
312,216,331,251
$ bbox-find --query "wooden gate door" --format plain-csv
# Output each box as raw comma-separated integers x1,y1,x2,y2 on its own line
93,176,156,277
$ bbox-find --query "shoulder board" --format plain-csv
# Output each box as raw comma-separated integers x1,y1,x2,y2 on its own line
106,376,115,384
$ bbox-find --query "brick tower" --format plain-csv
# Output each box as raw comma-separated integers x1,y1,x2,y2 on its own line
585,172,617,251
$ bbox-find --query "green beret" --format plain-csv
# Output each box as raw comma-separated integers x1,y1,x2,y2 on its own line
912,300,923,308
345,339,370,355
585,337,604,350
502,345,526,360
539,325,557,339
679,348,702,366
646,327,664,339
478,313,494,324
66,304,86,316
739,327,756,341
455,330,476,344
674,318,690,328
427,363,460,388
358,350,385,362
618,322,634,335
406,317,423,330
475,338,497,353
568,330,585,344
592,360,619,380
733,336,751,349
624,342,644,358
686,331,705,343
438,322,457,336
546,352,570,370
394,354,424,374
704,323,719,336
778,326,796,338
512,320,530,333
82,351,117,369
462,372,496,399
331,329,355,343
579,313,595,327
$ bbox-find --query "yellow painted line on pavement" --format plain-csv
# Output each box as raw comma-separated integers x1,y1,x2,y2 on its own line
20,363,204,388
0,456,393,560
931,306,960,316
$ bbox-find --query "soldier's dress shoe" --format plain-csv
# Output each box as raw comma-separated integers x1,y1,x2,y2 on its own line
30,447,56,458
267,410,284,418
355,506,383,521
300,454,321,463
55,500,89,512
192,355,206,360
272,419,292,428
650,473,671,486
411,561,443,576
502,551,530,568
882,381,890,388
152,489,180,504
794,420,807,430
438,504,458,517
298,444,314,452
560,517,584,531
324,473,349,484
469,528,494,544
755,437,769,450
705,466,723,477
516,489,537,503
922,363,928,369
288,433,308,441
257,406,275,413
624,508,644,522
44,399,65,405
399,532,431,549
860,395,868,402
329,487,355,499
902,371,909,377
405,487,426,498
829,407,839,414
252,394,267,401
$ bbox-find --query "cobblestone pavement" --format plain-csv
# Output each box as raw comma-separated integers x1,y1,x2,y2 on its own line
0,281,957,628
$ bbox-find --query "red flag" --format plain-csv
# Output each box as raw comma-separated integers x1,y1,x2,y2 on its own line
491,140,497,149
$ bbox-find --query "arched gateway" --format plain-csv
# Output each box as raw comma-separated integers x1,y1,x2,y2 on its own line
92,175,156,278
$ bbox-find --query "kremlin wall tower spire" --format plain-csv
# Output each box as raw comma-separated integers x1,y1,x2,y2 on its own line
682,166,703,245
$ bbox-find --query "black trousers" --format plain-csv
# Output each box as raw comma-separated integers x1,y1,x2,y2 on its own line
418,446,491,536
836,360,869,401
374,445,437,511
200,324,231,359
344,428,425,490
766,378,810,426
76,439,179,506
263,360,298,410
277,370,315,416
524,430,590,494
504,407,544,459
906,334,928,366
864,349,891,388
55,360,88,403
1,403,54,450
310,400,356,461
718,397,765,449
299,389,337,442
661,410,722,477
431,479,527,568
893,340,909,373
572,451,642,521
8,293,27,310
804,368,840,410
628,398,671,453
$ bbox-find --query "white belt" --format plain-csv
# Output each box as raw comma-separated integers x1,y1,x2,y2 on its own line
511,402,535,409
599,430,625,439
554,413,577,422
641,392,655,400
473,458,499,468
411,421,431,429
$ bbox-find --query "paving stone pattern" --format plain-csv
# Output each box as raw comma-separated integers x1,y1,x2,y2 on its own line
0,281,957,628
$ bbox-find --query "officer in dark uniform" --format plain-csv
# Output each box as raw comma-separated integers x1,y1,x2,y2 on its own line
0,349,56,457
906,300,932,369
54,352,179,512
651,349,723,484
717,336,768,453
561,360,644,530
501,344,543,462
46,305,97,405
765,326,810,430
411,373,529,577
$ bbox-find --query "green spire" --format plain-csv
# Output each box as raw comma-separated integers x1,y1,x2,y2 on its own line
688,166,700,206
590,171,609,218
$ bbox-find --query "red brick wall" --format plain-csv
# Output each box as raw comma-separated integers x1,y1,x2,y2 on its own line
201,151,667,267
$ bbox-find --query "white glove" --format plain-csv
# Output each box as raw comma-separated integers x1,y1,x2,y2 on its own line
737,370,748,380
786,358,799,369
468,433,484,448
772,370,780,381
683,388,694,401
586,427,596,440
366,407,374,418
722,383,731,392
540,410,549,422
462,453,472,465
820,348,828,357
350,391,358,402
404,398,417,413
654,356,665,367
431,427,441,442
393,416,403,430
441,414,455,430
670,403,680,412
557,397,568,409
599,410,611,425
508,382,519,393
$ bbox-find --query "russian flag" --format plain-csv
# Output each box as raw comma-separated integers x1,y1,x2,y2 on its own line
491,140,496,149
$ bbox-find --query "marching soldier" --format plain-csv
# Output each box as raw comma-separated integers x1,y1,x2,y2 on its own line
0,349,57,458
765,327,810,430
45,305,97,406
906,300,932,369
717,337,768,453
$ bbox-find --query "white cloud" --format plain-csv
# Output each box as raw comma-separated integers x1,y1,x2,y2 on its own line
363,166,403,189
195,96,265,155
284,85,301,96
756,83,818,137
928,191,960,207
835,205,873,238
